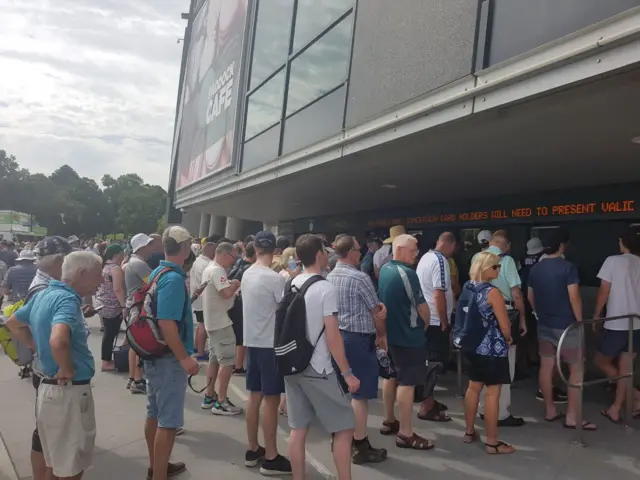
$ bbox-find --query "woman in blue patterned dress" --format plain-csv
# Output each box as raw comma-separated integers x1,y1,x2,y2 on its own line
463,251,515,454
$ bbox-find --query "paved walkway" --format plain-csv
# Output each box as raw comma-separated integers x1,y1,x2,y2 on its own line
1,316,639,480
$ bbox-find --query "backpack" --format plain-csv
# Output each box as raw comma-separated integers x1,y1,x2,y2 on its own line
125,267,187,360
452,281,492,353
274,275,326,376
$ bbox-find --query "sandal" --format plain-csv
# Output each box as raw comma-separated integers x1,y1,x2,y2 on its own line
435,401,448,411
417,406,452,422
462,431,478,444
544,413,564,422
380,420,399,436
485,441,515,455
600,410,622,425
563,420,597,431
396,433,435,450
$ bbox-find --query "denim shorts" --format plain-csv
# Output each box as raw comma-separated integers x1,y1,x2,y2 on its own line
143,356,188,429
246,347,285,396
341,331,379,400
598,329,640,358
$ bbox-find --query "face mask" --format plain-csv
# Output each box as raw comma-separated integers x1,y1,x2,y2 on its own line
287,258,297,270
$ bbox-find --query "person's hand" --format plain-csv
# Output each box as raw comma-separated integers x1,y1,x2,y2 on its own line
194,283,207,297
520,318,527,336
180,356,200,375
81,305,96,318
55,367,75,385
376,335,388,352
230,279,241,289
344,373,360,394
593,317,602,332
441,319,450,332
374,303,387,322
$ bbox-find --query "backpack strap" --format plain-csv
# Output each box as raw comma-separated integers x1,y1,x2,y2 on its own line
295,275,325,296
24,283,47,305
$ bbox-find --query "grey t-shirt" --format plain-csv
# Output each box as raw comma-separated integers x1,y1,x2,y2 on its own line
124,254,152,308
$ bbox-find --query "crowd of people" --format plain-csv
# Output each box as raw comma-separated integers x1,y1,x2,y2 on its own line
2,222,639,479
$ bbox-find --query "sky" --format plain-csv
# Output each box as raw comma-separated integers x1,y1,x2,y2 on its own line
0,0,187,188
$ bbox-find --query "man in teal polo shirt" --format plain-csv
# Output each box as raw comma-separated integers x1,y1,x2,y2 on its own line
378,234,434,451
7,251,104,479
472,231,526,427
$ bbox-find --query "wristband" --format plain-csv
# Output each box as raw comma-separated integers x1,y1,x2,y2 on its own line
341,369,353,377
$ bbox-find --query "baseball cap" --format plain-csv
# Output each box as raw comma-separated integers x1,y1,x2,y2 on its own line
477,230,492,245
526,238,544,255
163,225,192,244
255,231,277,249
276,236,290,250
131,233,154,253
68,235,80,244
36,236,73,257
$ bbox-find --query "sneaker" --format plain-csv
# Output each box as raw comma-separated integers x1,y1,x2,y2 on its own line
233,367,246,375
536,388,568,404
497,415,525,427
352,437,387,464
175,428,184,436
130,381,146,395
260,454,292,476
211,399,243,416
201,393,217,409
195,354,209,362
245,446,265,467
126,378,133,390
146,461,186,480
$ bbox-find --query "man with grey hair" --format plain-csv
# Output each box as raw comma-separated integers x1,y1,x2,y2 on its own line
143,226,198,480
200,241,242,415
7,251,103,480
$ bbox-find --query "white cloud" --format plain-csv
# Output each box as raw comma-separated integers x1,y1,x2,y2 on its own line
0,0,187,188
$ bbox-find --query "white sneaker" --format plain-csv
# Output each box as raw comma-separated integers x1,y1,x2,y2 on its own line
211,399,243,416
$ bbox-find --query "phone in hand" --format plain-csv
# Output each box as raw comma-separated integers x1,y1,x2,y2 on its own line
94,305,104,313
190,281,209,303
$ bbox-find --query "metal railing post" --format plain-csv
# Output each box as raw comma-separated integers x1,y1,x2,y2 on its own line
573,322,585,447
624,314,635,428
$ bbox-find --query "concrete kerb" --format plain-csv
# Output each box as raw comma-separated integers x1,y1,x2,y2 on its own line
0,431,18,480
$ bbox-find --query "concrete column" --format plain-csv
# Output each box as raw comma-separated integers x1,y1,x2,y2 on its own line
180,210,200,237
209,215,227,237
225,218,263,241
198,213,211,238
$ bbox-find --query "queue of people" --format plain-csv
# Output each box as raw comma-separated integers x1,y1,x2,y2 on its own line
3,222,640,480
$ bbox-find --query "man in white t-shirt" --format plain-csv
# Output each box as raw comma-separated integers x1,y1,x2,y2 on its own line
594,227,640,423
200,242,241,416
415,231,456,421
191,237,216,361
286,234,359,480
241,231,291,475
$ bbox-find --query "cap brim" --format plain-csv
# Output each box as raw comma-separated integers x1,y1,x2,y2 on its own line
383,237,394,245
133,238,154,252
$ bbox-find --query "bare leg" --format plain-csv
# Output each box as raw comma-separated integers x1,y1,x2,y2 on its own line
382,379,397,423
484,385,502,445
352,399,368,440
262,395,281,460
196,323,206,356
205,362,220,398
332,429,354,480
152,427,176,480
417,396,435,416
246,392,263,451
595,352,621,420
609,353,635,419
144,417,158,469
31,449,49,480
217,365,233,402
464,381,483,434
539,356,558,419
396,386,415,437
236,346,246,369
289,428,308,480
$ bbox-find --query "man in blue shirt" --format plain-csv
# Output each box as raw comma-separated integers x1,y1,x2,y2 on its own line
143,226,199,480
7,251,103,479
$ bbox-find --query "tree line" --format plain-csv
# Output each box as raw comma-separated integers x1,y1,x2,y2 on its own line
0,149,167,238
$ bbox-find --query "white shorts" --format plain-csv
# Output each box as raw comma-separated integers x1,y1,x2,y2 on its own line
36,383,96,477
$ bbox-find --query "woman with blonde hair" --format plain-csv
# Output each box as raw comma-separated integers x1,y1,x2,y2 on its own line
279,247,301,281
463,251,515,455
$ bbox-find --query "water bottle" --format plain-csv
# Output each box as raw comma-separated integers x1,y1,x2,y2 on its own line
376,348,391,368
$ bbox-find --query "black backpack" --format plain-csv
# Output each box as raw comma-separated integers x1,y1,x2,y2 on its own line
274,275,326,376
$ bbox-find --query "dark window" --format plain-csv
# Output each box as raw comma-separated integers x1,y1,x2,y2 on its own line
286,15,353,115
293,0,355,50
245,69,286,139
249,0,294,88
242,123,282,171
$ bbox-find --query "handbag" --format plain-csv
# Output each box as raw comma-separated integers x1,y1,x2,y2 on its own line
112,331,130,373
413,361,445,403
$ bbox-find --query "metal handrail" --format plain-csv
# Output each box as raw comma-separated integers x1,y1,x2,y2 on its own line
556,314,639,446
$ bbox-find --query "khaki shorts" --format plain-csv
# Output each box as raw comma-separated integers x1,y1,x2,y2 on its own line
207,325,236,367
36,383,96,477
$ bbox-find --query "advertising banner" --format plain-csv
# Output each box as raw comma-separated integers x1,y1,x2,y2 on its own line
175,0,249,190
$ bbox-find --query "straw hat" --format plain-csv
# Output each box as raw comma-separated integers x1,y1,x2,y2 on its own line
383,225,407,245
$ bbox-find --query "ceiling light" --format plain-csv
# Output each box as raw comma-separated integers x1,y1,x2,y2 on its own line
632,136,640,144
381,184,397,189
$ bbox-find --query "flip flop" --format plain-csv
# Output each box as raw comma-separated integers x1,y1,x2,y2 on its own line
544,413,564,422
563,420,597,431
600,410,622,425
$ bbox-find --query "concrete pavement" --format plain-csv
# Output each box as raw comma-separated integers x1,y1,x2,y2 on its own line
1,316,639,480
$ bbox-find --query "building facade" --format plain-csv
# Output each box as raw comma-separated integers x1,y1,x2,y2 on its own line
168,0,640,281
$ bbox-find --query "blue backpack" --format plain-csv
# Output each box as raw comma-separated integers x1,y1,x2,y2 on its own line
452,281,491,353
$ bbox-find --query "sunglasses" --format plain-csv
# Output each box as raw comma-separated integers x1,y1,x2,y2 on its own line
490,264,502,271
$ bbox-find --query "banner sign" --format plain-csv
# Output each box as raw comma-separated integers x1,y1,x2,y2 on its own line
176,0,249,190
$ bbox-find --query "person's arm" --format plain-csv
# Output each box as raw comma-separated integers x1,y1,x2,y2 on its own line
50,323,74,380
505,258,526,335
111,265,126,309
5,315,35,350
450,270,461,298
527,286,535,313
487,288,512,343
210,266,239,299
158,320,189,360
567,285,582,322
429,260,449,330
593,281,611,319
434,290,449,330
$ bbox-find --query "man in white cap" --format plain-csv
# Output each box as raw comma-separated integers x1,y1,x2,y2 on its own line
477,230,492,251
123,233,155,394
3,249,38,302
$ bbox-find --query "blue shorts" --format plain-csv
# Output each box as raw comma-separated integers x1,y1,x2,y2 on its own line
598,329,640,358
246,347,285,396
143,356,188,429
341,331,379,400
